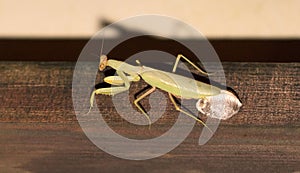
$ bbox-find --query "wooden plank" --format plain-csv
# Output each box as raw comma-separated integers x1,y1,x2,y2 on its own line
0,62,298,125
0,123,299,173
0,62,299,172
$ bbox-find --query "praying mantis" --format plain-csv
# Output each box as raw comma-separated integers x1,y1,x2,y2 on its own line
89,54,242,132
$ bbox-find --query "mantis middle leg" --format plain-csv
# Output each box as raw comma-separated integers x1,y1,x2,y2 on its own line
134,86,156,126
172,54,208,75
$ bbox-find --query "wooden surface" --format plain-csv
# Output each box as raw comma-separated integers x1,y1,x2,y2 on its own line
0,62,299,173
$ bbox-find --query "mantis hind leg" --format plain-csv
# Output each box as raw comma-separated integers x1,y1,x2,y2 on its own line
133,86,156,127
172,54,208,75
168,93,212,133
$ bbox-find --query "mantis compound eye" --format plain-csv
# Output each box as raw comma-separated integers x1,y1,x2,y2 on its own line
196,90,242,120
99,55,108,71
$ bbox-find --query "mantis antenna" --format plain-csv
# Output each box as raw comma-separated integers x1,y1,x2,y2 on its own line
100,29,105,56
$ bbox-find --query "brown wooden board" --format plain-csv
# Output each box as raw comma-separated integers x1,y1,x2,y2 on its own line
0,62,299,172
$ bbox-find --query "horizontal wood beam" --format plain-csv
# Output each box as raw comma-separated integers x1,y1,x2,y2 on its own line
0,38,299,62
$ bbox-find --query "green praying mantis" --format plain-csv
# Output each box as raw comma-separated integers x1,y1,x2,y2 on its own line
89,54,242,132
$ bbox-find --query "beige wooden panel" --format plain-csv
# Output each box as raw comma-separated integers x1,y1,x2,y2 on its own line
0,0,300,38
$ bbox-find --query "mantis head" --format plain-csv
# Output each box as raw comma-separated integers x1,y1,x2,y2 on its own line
196,90,242,120
99,55,108,71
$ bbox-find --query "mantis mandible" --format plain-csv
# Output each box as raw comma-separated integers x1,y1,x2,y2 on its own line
89,54,242,132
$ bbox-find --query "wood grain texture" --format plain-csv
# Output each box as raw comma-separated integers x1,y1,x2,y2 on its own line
0,62,299,173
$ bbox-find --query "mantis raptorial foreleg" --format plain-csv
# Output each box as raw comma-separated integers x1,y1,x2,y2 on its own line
104,75,140,85
99,70,130,94
133,86,156,126
172,54,208,75
168,93,212,133
89,70,131,112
